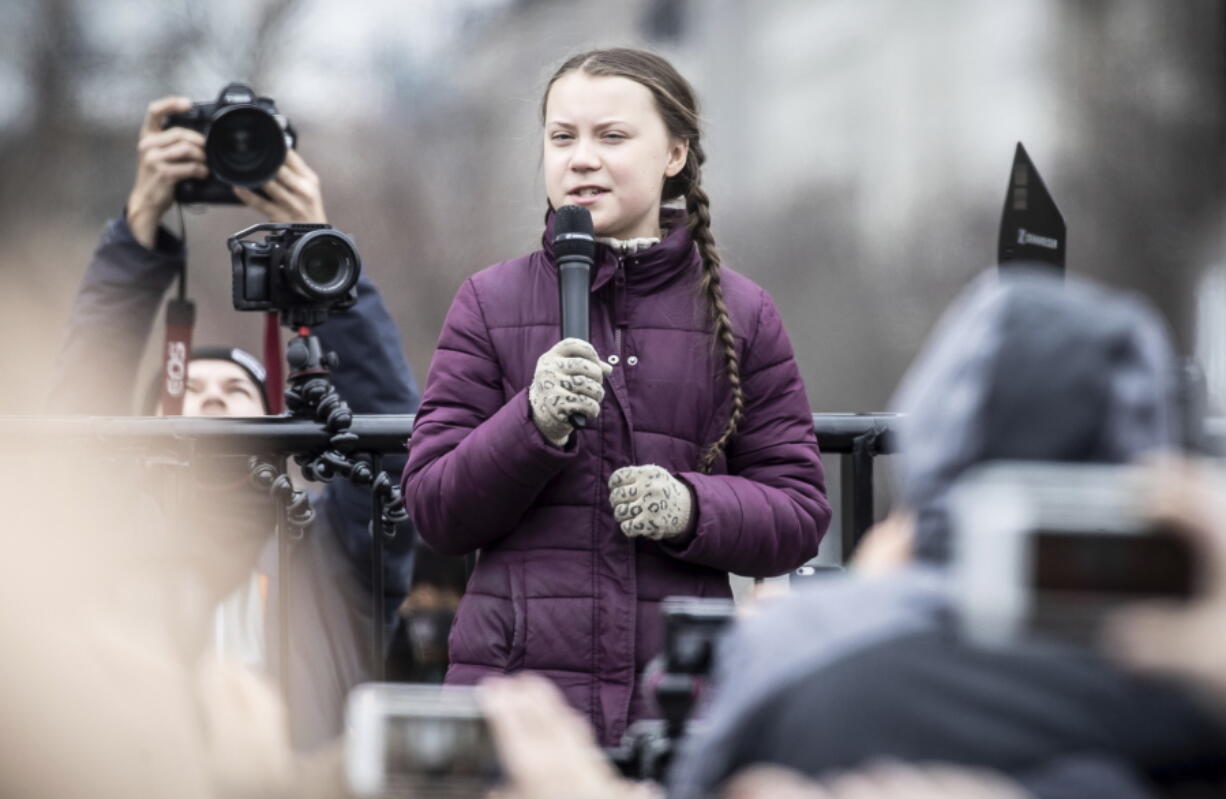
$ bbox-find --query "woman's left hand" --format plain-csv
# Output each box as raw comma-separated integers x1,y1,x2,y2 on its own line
609,465,693,541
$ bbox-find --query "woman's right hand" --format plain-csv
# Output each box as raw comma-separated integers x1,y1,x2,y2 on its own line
529,338,612,447
125,96,208,250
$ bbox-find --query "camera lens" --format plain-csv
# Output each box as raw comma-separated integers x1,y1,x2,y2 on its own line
287,230,361,300
206,106,287,188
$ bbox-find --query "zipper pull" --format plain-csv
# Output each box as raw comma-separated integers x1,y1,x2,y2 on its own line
614,256,629,330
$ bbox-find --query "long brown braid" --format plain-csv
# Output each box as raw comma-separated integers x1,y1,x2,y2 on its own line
543,49,744,474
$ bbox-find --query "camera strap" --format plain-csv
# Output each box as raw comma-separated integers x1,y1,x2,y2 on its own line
159,206,195,416
263,313,284,414
160,297,196,416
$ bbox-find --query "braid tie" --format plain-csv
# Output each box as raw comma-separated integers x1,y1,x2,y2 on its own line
688,175,745,474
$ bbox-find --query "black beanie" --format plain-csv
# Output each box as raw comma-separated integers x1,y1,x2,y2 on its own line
143,346,272,414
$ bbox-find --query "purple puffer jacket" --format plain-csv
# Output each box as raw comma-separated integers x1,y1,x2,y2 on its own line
403,212,831,746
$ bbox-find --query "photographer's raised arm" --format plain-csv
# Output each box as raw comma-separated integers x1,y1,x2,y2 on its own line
49,224,179,414
49,112,191,415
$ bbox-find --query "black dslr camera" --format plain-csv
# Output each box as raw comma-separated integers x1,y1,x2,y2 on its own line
165,82,295,204
227,223,361,328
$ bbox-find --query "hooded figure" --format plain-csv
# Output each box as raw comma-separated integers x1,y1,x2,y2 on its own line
669,269,1226,799
893,267,1178,561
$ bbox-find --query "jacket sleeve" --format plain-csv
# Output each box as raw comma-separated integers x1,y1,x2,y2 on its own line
402,276,578,556
671,289,831,577
311,272,422,620
48,214,183,414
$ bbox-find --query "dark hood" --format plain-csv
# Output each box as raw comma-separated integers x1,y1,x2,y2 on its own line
892,266,1179,562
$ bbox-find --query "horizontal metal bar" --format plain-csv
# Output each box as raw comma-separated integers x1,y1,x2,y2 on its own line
0,413,900,455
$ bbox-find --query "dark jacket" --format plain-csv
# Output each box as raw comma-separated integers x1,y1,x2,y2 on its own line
403,211,830,745
51,214,421,749
668,269,1226,798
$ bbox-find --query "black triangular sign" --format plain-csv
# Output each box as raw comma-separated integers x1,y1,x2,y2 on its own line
998,142,1066,271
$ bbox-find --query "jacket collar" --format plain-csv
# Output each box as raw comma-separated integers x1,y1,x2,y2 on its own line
541,207,702,294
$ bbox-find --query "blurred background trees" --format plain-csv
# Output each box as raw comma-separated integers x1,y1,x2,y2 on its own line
2,0,1223,415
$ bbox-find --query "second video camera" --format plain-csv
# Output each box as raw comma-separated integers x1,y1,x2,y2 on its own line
610,597,736,783
228,223,361,327
165,82,295,204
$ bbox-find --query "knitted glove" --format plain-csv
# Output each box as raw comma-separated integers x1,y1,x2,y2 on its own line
609,465,693,541
529,338,613,447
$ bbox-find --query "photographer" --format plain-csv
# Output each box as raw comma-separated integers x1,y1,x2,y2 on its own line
668,268,1226,798
49,95,421,751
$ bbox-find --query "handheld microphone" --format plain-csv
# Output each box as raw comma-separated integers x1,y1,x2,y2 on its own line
554,205,596,429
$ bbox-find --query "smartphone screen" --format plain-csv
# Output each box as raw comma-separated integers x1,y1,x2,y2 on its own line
1032,529,1197,599
347,683,500,797
1026,528,1197,643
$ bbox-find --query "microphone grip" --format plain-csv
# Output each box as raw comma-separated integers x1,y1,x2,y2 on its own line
558,258,591,341
558,256,593,432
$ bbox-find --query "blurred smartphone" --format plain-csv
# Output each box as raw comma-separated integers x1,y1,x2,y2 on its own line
789,563,844,587
345,683,500,798
950,462,1198,647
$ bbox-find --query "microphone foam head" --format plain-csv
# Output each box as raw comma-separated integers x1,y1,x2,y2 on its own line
553,204,595,260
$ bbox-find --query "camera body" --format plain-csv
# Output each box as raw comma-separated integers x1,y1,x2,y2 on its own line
345,683,499,798
610,597,736,782
950,462,1197,647
227,223,361,328
658,596,737,677
165,82,295,204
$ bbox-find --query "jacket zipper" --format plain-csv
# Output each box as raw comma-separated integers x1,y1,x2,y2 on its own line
613,256,627,360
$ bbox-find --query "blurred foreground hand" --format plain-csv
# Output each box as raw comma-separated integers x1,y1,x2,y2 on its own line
849,513,915,576
1105,456,1226,715
478,673,660,799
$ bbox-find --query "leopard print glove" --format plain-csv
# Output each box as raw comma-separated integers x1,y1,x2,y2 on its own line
609,464,693,541
529,338,613,447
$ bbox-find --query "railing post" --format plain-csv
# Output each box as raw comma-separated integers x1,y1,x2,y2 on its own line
275,455,293,704
840,432,879,559
369,453,386,682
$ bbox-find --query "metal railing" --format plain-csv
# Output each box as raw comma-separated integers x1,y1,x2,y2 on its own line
0,412,900,686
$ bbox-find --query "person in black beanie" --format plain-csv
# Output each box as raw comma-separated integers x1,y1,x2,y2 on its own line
49,95,422,751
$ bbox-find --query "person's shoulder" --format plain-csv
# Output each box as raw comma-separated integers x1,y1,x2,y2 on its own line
717,266,766,303
449,249,550,328
468,249,546,291
709,265,773,335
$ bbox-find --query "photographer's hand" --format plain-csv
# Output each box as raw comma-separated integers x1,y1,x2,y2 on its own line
234,150,327,224
126,96,208,250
